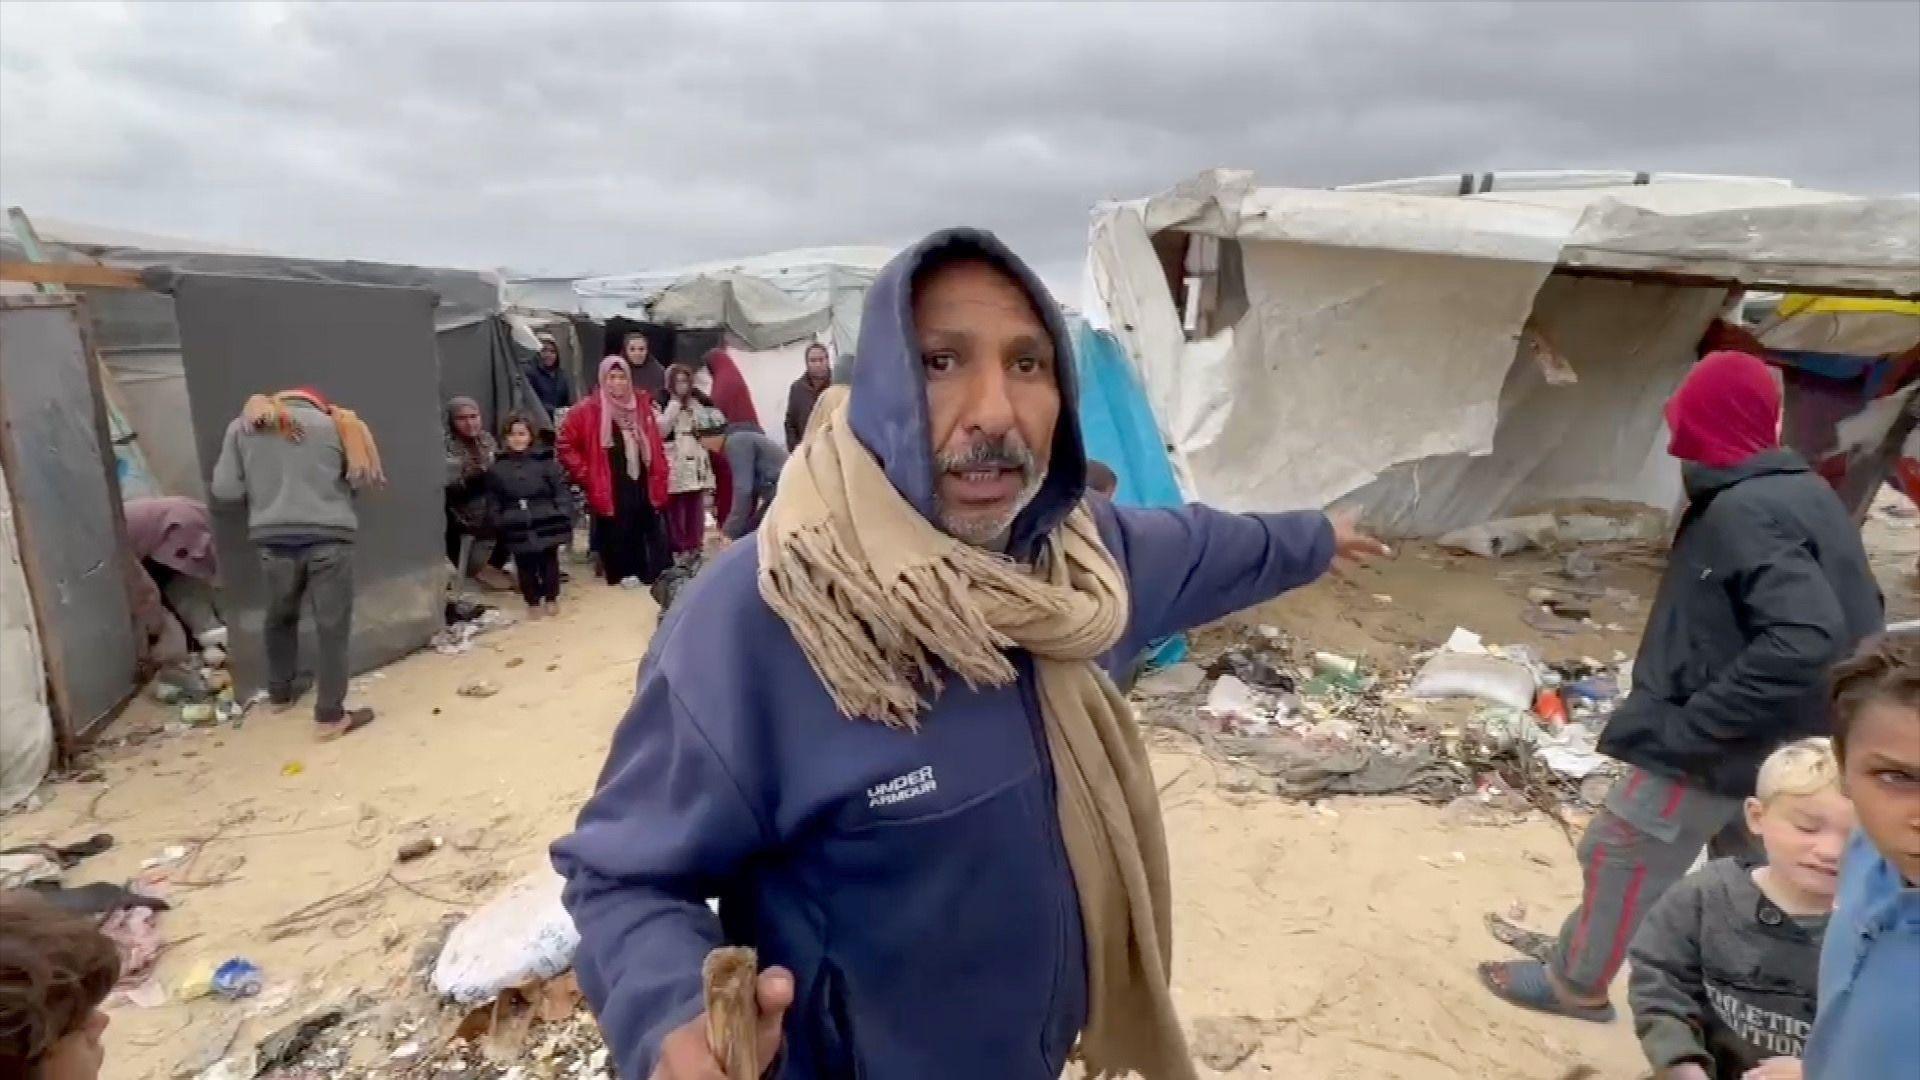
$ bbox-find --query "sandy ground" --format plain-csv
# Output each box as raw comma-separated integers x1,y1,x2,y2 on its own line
10,518,1910,1080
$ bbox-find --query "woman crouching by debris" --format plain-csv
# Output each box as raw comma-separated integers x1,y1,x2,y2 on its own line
558,357,671,587
487,413,572,618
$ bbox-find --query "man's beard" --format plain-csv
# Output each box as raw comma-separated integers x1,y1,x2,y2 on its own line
934,435,1045,551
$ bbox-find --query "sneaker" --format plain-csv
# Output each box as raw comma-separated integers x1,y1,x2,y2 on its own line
526,605,545,621
542,601,560,617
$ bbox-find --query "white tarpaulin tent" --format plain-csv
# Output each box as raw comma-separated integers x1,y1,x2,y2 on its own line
0,457,53,809
518,246,893,358
1086,169,1920,537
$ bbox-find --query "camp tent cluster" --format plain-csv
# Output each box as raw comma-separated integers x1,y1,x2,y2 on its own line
2,168,1916,809
1081,168,1920,536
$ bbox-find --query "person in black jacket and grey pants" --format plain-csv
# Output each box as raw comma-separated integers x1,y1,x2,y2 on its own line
487,414,573,618
1479,350,1883,1025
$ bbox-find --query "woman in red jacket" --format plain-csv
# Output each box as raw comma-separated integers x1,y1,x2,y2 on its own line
558,357,671,585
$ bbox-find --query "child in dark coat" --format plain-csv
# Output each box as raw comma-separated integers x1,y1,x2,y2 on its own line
487,414,572,617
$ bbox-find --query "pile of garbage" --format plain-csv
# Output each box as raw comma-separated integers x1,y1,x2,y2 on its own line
151,632,253,729
186,868,602,1080
1131,623,1629,810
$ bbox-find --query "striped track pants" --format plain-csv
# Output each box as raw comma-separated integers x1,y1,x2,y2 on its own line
1548,766,1757,997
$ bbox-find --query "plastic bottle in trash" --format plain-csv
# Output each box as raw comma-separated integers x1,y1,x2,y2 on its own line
211,958,264,1000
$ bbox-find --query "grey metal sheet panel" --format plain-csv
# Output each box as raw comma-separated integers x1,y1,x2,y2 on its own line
171,274,445,697
0,298,139,740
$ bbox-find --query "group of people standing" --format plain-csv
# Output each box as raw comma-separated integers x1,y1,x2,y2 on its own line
458,329,802,604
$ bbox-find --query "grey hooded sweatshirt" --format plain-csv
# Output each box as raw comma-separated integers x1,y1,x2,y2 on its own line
1628,857,1827,1078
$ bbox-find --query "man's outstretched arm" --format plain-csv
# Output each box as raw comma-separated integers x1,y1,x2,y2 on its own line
1106,503,1382,649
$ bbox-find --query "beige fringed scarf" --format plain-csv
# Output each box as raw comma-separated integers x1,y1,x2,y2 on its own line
758,389,1196,1080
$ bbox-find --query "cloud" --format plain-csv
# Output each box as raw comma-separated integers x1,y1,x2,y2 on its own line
3,0,1916,300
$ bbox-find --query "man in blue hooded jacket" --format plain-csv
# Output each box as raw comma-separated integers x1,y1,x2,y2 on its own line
552,228,1385,1080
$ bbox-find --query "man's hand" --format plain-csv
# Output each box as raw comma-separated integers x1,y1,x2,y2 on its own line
1659,1065,1711,1080
651,966,794,1079
1327,509,1390,576
1742,1058,1803,1080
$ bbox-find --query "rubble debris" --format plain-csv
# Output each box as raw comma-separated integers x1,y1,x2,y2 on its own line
1133,662,1206,698
1438,514,1557,558
432,609,515,656
255,1004,350,1072
457,679,502,699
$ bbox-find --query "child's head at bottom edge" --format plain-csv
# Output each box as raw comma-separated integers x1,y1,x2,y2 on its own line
1745,736,1854,904
0,891,119,1080
1831,632,1920,886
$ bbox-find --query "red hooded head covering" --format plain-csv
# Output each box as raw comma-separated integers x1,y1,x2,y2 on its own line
702,348,760,426
1665,350,1781,468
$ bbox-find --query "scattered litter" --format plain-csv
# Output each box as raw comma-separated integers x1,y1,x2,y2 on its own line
1213,648,1295,692
432,609,515,655
458,679,501,699
254,1005,347,1073
1438,514,1557,558
398,836,444,863
281,761,304,777
1201,676,1272,734
1534,689,1568,727
1372,593,1393,604
1410,652,1536,710
433,868,580,1006
1133,662,1206,698
101,905,166,1007
211,957,265,1001
142,844,190,870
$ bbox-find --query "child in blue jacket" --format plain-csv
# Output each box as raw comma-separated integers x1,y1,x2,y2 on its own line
1804,632,1920,1079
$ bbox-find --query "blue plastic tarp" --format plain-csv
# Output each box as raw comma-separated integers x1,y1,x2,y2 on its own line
1072,319,1190,673
1071,319,1184,510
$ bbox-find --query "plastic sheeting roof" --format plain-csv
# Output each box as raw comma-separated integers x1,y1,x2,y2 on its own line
1083,169,1920,536
1129,169,1920,296
531,246,895,354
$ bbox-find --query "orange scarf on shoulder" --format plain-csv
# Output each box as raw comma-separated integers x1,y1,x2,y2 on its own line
241,389,385,487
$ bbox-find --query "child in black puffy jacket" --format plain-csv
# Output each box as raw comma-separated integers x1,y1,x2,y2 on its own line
486,414,572,617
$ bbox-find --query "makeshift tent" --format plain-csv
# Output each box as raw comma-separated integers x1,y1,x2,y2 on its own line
1085,169,1920,536
516,246,892,359
0,218,539,496
0,456,52,810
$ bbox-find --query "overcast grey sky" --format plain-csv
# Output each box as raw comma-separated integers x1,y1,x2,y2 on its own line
2,1,1916,297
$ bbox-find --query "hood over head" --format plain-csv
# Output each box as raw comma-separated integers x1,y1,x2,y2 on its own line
445,395,483,437
1666,350,1781,468
848,228,1085,559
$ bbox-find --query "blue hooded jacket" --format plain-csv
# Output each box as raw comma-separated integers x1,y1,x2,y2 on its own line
552,228,1335,1079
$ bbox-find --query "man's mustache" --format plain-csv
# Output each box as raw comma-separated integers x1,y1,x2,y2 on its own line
937,436,1036,475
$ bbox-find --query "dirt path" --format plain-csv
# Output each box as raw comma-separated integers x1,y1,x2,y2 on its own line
10,545,1667,1079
